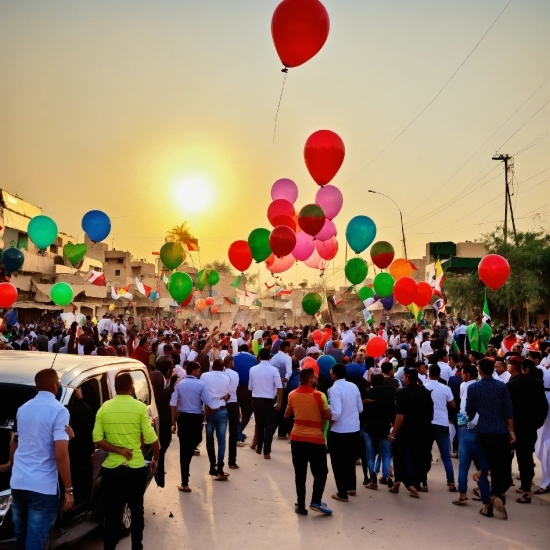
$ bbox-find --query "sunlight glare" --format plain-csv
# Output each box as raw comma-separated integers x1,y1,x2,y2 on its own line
173,176,214,213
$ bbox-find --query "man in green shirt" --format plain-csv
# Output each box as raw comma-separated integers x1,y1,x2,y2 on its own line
93,372,159,550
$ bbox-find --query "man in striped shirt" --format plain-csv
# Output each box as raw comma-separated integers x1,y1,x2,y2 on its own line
285,368,333,516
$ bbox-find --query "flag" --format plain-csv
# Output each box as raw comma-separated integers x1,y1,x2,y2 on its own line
334,297,344,307
115,285,133,300
274,287,292,297
283,301,293,310
224,297,237,305
135,278,152,297
432,298,445,312
264,281,276,290
85,270,106,286
344,285,354,294
230,275,242,288
430,259,445,292
407,303,423,322
111,286,119,300
482,290,491,322
161,273,169,285
149,290,159,301
186,239,200,252
362,309,372,322
237,290,257,307
151,251,159,256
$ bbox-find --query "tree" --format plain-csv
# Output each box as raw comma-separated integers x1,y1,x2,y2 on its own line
204,260,234,275
166,222,198,250
443,272,485,319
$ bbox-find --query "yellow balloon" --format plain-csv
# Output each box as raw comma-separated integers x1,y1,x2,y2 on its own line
109,303,115,311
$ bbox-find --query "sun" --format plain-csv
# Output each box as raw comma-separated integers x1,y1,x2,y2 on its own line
173,176,214,213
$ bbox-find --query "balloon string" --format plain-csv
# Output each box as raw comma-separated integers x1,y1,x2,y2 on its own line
272,71,288,146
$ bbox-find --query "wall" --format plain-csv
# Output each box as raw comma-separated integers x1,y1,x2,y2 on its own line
456,241,486,258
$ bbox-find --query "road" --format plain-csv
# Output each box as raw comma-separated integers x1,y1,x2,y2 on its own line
76,423,550,550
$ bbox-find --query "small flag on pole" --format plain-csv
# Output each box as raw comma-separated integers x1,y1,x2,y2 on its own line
135,278,152,297
482,290,491,322
274,287,292,297
230,275,242,288
85,270,106,286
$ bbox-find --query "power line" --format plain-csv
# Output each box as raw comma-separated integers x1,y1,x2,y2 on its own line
513,130,549,155
344,0,515,184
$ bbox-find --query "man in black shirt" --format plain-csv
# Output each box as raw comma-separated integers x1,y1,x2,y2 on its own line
388,369,433,497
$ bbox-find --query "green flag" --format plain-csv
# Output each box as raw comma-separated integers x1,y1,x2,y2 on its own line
482,290,491,323
230,275,242,288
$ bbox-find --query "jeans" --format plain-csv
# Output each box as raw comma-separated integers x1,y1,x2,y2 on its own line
206,408,228,474
458,426,491,504
291,441,328,509
431,424,455,484
226,402,239,466
101,466,147,550
362,431,391,480
328,431,360,499
252,398,276,456
177,413,204,486
11,489,59,550
478,432,512,497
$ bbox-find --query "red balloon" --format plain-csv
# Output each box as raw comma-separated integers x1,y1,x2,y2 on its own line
304,130,345,186
366,336,387,358
228,240,253,272
311,329,323,343
298,204,326,236
0,282,18,309
315,236,338,260
478,254,510,291
271,0,330,69
269,226,297,258
267,199,295,228
302,356,319,375
211,305,219,314
415,282,433,307
393,276,418,306
205,297,215,306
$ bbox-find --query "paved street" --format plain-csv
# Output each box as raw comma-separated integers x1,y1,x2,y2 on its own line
75,422,550,550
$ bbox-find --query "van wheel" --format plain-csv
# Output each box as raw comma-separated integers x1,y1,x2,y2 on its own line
120,503,132,537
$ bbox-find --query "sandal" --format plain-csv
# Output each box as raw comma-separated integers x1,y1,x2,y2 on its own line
388,481,400,494
492,497,508,520
365,483,378,490
448,483,457,493
407,486,420,498
347,490,357,496
535,487,550,495
515,495,531,504
472,487,481,501
331,494,349,502
479,504,493,518
452,497,468,505
178,485,191,492
420,485,429,492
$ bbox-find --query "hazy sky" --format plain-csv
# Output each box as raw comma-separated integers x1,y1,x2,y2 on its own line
1,0,548,289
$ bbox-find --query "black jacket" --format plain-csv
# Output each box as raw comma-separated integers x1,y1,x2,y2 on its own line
507,374,548,433
362,386,396,438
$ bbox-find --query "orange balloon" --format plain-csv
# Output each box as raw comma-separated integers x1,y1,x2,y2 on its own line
302,356,319,375
196,299,207,312
389,258,413,279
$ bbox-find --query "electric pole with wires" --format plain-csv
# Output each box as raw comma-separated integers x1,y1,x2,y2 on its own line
492,153,518,246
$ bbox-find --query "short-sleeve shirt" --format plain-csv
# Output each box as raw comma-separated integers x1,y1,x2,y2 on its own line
395,384,434,438
11,391,70,495
92,395,157,469
424,380,454,426
287,386,328,444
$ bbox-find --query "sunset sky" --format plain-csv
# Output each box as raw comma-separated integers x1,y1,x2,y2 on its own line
1,0,548,289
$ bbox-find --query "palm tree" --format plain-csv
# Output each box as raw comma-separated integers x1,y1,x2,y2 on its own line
204,260,234,275
166,222,199,251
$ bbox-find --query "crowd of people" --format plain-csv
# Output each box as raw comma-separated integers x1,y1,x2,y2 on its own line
2,311,550,547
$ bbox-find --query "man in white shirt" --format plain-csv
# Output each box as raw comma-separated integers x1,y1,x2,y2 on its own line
248,348,283,459
424,364,456,490
436,349,454,382
201,359,231,480
223,355,241,467
230,329,245,356
493,358,511,383
270,341,293,439
97,314,112,336
328,363,363,502
340,323,356,349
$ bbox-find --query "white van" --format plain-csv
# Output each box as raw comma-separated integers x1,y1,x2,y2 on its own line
0,352,159,549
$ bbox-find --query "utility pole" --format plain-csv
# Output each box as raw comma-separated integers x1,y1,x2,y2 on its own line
492,154,518,245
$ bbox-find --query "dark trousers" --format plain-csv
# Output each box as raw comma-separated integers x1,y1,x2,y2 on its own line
156,429,172,488
478,432,512,497
393,434,432,491
252,398,276,455
177,413,204,486
291,441,328,508
227,402,239,466
515,430,538,492
102,466,147,550
328,431,360,499
273,388,290,438
237,386,253,433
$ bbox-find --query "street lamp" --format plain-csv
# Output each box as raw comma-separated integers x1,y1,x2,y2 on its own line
367,190,408,259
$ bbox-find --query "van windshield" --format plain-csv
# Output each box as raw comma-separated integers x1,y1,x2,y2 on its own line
0,385,38,430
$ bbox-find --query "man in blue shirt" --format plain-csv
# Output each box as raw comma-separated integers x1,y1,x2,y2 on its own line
466,359,515,519
170,361,212,492
233,344,258,440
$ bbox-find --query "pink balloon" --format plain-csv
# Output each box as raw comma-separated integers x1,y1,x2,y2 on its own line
292,231,315,261
304,249,329,271
315,185,343,220
316,237,338,261
271,178,299,204
267,254,295,274
316,219,337,242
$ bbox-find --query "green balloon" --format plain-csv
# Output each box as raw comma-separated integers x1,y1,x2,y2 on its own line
167,272,193,303
63,242,88,265
207,270,220,286
28,216,58,251
357,286,375,301
345,258,368,285
50,282,74,306
196,269,207,291
302,292,322,316
248,228,272,263
373,272,395,298
160,242,184,270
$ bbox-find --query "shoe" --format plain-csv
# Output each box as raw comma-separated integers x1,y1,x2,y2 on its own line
387,478,394,489
331,494,349,502
236,442,246,447
214,474,229,481
264,454,271,460
208,468,217,476
193,450,200,456
277,435,289,440
309,502,333,515
378,477,388,485
228,464,240,469
480,504,494,518
295,504,308,515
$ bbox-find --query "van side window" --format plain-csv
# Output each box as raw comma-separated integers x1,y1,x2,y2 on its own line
100,373,110,403
131,371,150,405
79,378,101,413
